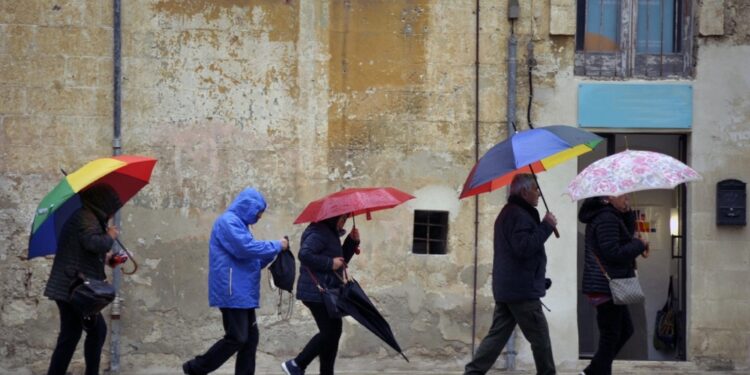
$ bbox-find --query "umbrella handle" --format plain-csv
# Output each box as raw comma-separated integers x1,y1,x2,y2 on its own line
529,167,560,239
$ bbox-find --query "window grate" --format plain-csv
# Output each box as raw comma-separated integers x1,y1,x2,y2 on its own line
412,210,448,255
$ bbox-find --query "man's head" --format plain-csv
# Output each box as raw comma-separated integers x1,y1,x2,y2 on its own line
228,188,267,225
509,173,540,207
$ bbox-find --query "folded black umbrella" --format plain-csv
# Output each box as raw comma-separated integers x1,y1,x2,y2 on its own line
336,277,408,362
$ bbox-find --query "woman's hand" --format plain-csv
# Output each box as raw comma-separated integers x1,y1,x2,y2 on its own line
350,227,360,242
332,257,345,270
639,238,650,258
107,225,119,239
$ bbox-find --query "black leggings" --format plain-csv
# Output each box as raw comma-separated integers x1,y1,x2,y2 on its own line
295,301,343,375
585,300,634,375
48,300,107,375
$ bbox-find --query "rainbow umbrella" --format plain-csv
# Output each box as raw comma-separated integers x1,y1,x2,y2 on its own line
460,125,602,238
460,125,602,198
28,155,157,259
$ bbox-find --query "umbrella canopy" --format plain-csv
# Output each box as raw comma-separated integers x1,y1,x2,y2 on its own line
294,187,415,224
28,155,157,259
566,149,702,201
336,276,409,362
460,125,603,198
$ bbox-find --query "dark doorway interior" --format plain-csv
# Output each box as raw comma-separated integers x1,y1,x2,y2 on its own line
577,133,687,361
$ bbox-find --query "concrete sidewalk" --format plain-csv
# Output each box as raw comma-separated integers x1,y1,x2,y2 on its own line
7,360,744,374
112,361,745,375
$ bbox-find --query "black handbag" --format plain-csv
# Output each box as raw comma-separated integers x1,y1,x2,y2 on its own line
68,272,115,316
305,266,347,319
653,276,677,350
593,253,645,305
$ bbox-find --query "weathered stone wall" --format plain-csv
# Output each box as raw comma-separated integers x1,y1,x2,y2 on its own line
0,0,507,372
1,0,749,373
0,0,115,373
689,0,750,370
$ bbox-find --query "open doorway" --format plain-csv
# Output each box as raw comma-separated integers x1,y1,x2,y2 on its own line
577,133,687,361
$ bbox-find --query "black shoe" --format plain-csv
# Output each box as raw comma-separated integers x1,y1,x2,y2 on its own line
182,361,196,375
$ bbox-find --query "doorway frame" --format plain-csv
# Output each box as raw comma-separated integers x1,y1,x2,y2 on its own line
576,131,689,361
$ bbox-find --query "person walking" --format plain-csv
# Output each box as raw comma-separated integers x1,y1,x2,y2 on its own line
578,195,649,375
281,213,360,375
464,173,558,375
183,188,288,375
44,185,121,375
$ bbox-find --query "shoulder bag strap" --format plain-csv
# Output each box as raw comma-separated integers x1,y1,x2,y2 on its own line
591,252,612,281
304,266,326,292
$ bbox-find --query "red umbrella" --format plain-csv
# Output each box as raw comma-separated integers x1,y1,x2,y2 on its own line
293,187,415,224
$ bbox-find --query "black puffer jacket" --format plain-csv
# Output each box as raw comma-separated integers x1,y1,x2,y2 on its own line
296,219,359,303
579,198,645,295
492,195,554,302
44,185,119,301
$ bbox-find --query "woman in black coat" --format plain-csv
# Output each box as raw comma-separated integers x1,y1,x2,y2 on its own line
44,185,121,375
282,214,360,375
578,194,649,375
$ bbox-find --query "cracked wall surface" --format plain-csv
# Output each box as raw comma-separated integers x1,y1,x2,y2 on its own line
1,0,749,373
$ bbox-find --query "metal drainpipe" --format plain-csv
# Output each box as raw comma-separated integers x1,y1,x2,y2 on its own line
504,0,520,370
471,0,480,356
110,0,123,372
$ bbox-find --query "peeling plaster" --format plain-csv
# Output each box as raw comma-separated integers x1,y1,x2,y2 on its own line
406,185,461,221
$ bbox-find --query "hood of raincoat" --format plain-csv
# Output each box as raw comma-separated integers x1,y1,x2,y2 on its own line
81,184,122,221
227,188,267,226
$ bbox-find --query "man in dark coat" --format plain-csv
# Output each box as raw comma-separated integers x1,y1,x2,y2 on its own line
464,174,558,375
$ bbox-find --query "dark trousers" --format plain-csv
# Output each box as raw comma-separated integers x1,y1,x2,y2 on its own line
584,301,633,375
186,308,259,375
465,300,555,375
48,300,107,375
295,301,343,375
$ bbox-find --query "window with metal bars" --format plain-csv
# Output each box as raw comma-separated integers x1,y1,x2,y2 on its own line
412,210,448,255
575,0,693,78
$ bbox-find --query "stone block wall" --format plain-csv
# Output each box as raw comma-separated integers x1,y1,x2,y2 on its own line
1,0,750,373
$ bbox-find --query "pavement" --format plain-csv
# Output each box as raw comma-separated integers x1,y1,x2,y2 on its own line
109,360,747,374
5,359,746,374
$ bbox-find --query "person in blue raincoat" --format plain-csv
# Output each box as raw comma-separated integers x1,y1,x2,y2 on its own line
183,188,288,375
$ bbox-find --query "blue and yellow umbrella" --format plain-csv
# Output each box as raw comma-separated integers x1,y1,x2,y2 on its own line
460,125,603,199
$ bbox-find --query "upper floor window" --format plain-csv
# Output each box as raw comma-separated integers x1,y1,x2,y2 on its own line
575,0,693,78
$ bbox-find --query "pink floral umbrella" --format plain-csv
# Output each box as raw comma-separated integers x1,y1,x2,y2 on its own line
567,150,702,201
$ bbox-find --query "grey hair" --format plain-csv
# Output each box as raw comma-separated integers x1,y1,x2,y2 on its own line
509,173,537,196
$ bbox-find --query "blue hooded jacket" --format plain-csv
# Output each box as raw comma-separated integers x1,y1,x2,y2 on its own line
208,188,282,308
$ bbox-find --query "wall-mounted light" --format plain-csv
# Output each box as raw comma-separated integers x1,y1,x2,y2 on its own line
670,208,679,236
